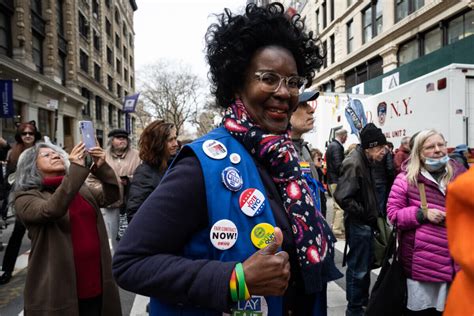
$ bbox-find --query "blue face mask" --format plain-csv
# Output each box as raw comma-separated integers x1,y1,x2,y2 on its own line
424,155,449,171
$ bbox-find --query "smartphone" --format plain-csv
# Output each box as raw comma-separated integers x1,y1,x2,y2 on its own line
79,121,96,150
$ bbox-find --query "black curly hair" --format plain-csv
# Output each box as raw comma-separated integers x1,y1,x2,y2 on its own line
205,2,323,108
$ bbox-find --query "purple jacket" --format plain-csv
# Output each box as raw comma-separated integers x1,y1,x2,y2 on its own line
387,160,465,282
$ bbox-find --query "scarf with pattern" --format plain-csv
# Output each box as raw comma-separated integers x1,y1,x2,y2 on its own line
222,99,340,293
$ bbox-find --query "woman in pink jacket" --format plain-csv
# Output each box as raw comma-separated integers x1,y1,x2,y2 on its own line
387,129,465,316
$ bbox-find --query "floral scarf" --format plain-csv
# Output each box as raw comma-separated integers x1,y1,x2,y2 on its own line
222,99,340,293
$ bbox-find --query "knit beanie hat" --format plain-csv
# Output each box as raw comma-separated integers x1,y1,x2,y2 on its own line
360,123,387,149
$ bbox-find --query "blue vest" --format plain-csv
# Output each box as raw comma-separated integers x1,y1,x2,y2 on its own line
149,127,283,316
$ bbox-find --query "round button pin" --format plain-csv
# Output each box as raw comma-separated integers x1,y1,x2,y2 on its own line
229,153,241,164
210,219,238,250
251,223,275,249
221,167,243,192
239,188,265,217
202,139,227,160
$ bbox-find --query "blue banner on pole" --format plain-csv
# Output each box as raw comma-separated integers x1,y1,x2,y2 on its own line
123,93,140,113
0,80,14,118
345,97,367,136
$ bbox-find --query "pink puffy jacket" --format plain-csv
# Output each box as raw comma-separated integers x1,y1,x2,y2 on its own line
387,160,465,282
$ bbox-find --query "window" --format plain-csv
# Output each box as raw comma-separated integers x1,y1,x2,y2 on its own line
55,0,64,35
118,109,123,128
81,87,91,116
124,68,128,82
396,0,424,22
117,84,122,98
108,103,114,125
344,56,383,90
79,50,88,72
122,23,126,36
362,7,372,43
424,28,442,55
129,33,133,46
38,108,53,138
330,34,335,64
95,96,102,120
322,1,327,29
58,52,66,85
322,40,327,68
448,10,474,44
32,32,43,73
362,1,382,44
93,31,100,51
123,45,127,57
31,0,42,14
94,63,101,82
105,0,111,8
315,9,320,35
130,76,134,89
115,33,120,48
96,129,104,147
92,0,99,17
116,58,121,74
398,38,418,65
0,10,12,56
107,46,113,64
129,55,133,68
115,7,120,23
105,18,111,36
107,75,113,92
329,0,334,22
347,20,354,53
78,12,88,38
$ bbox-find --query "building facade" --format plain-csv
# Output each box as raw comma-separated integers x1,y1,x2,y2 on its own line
278,0,473,94
0,0,137,151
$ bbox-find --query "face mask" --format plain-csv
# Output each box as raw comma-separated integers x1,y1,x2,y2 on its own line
424,155,449,171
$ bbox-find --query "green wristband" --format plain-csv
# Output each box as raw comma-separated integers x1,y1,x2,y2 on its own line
235,263,246,301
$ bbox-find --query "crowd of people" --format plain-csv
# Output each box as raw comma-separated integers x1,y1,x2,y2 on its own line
0,2,472,316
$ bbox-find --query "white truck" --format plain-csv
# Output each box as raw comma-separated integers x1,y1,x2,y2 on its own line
305,63,474,151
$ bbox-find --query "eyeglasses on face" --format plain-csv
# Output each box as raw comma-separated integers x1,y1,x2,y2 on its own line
21,132,34,136
254,71,307,96
38,151,60,159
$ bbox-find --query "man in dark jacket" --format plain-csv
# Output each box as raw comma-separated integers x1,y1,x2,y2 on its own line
326,128,347,238
371,150,395,217
334,123,387,316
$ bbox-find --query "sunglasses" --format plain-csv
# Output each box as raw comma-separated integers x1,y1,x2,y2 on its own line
21,132,35,136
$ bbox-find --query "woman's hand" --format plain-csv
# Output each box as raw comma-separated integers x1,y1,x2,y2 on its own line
426,208,446,225
69,142,86,166
88,145,106,168
242,227,291,296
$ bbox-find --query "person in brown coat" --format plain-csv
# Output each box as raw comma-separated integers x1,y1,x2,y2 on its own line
13,141,122,316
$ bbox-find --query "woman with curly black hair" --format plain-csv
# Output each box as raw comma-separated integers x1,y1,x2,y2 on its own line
113,3,341,315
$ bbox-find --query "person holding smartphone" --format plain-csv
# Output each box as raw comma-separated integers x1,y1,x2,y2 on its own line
13,141,122,315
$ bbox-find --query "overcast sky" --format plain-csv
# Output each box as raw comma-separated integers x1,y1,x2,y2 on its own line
134,0,246,81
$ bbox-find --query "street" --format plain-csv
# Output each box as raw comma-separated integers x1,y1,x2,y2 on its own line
0,197,381,316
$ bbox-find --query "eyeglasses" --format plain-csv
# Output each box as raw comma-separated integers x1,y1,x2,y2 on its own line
254,72,307,96
422,142,447,152
38,151,59,159
21,132,34,136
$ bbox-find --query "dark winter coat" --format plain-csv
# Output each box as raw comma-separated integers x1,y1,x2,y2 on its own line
326,140,344,184
333,145,379,228
126,162,165,222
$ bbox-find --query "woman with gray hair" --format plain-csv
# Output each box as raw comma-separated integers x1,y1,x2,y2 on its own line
387,129,466,315
13,141,122,316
